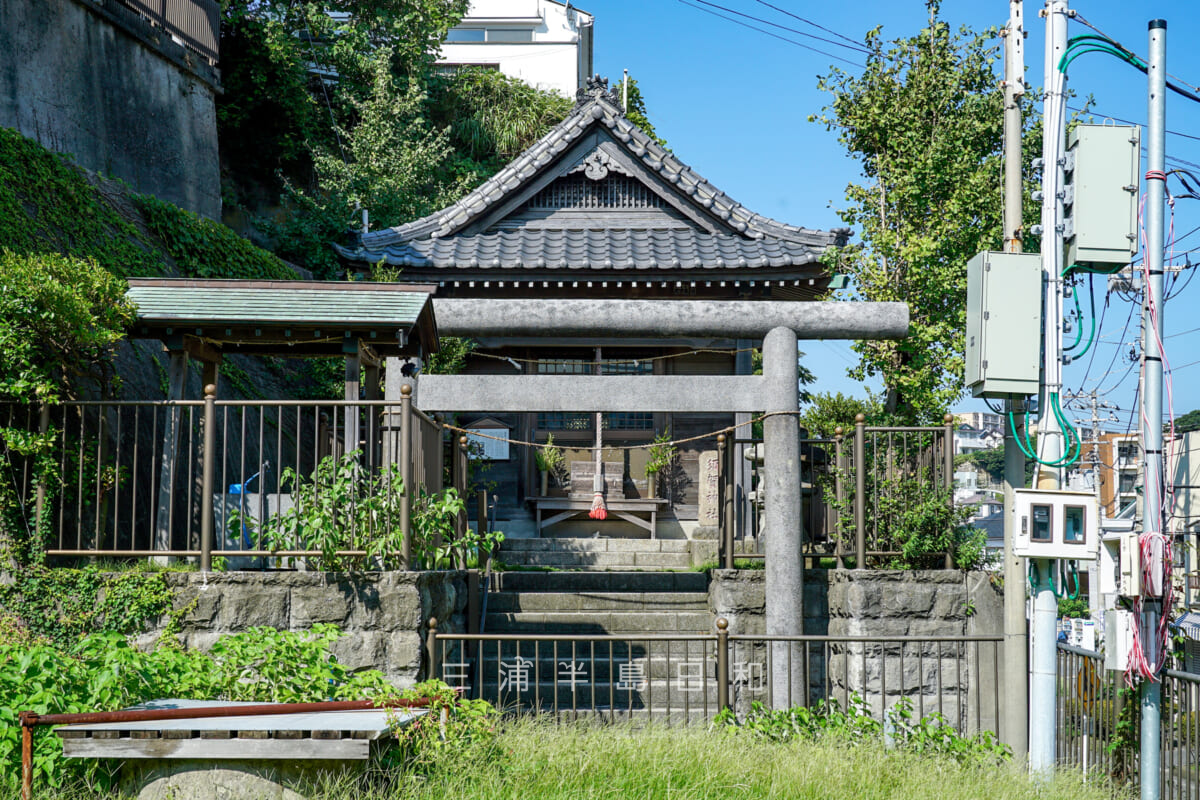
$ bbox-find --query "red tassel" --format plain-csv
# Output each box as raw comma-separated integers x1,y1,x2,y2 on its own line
589,491,608,520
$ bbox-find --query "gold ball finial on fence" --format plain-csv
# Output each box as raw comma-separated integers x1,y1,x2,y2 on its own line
401,384,412,398
428,617,438,631
834,426,843,436
204,384,216,398
717,433,726,445
854,413,865,423
459,435,468,448
716,617,728,632
944,413,955,424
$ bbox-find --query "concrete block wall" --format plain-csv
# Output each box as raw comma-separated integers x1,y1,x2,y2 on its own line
139,571,468,686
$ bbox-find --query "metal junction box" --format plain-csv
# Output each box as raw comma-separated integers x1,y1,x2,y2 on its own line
1064,124,1140,273
965,250,1042,398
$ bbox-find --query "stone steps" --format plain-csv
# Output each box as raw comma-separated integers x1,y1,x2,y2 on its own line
484,610,713,636
494,537,695,571
487,591,708,613
490,571,708,593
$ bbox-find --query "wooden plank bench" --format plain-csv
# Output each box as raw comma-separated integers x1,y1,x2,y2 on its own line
530,461,668,538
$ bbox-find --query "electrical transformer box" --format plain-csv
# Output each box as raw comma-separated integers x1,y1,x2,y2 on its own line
965,250,1043,397
1064,124,1140,272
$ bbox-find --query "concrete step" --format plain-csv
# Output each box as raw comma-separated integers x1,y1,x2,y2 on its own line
487,591,709,613
483,610,713,635
495,550,693,570
490,571,709,593
468,654,719,682
499,538,692,554
472,682,724,709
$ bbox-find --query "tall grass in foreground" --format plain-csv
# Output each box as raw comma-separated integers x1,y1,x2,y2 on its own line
42,719,1129,800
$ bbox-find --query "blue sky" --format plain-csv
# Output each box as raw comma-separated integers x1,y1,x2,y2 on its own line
591,1,1200,430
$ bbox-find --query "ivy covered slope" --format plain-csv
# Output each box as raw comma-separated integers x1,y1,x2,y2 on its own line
0,125,296,282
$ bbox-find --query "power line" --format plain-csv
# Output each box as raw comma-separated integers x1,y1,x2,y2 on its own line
676,0,865,68
748,0,865,49
1066,104,1200,147
687,0,869,54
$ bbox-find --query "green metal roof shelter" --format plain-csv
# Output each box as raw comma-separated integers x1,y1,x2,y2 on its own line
126,278,439,404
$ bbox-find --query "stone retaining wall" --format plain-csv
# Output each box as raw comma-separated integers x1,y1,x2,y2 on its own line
138,571,468,686
709,569,1002,732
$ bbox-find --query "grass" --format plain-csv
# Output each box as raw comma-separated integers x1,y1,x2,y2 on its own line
41,720,1126,800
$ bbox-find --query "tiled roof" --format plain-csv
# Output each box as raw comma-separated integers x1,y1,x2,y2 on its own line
338,78,848,268
362,228,828,271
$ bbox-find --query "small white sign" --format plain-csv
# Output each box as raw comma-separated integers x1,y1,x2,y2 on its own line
465,428,510,461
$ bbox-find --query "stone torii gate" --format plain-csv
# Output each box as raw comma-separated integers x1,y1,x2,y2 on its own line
401,298,909,706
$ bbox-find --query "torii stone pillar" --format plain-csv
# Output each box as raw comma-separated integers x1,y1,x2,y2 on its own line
763,326,805,707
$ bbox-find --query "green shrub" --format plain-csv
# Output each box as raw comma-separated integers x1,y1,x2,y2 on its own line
0,625,390,792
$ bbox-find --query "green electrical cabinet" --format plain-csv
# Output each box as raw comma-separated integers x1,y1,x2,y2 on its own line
1064,124,1140,273
965,250,1043,398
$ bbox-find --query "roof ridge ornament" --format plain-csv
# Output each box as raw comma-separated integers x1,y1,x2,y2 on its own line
568,150,631,181
575,74,621,110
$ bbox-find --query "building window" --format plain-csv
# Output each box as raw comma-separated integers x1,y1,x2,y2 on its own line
535,412,654,432
486,28,534,42
445,28,485,42
1118,472,1137,495
534,358,654,376
445,27,534,43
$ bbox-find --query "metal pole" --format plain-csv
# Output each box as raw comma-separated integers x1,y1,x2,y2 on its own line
1029,0,1069,775
854,413,866,569
1141,19,1167,800
834,428,846,569
1002,0,1030,760
716,617,730,712
1037,0,1070,486
718,434,733,569
943,413,955,569
33,402,49,537
1029,558,1058,775
199,384,216,572
400,384,413,568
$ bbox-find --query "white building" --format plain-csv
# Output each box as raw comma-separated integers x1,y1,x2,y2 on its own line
437,0,594,99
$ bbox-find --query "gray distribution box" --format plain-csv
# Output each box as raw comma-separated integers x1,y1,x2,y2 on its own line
1064,124,1140,271
965,250,1042,398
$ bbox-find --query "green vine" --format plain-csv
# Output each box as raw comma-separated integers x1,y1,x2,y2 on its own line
133,193,297,281
0,128,162,276
0,566,175,648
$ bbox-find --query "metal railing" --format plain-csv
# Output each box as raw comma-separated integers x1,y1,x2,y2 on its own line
428,617,1002,733
1057,643,1200,796
3,387,442,568
718,416,956,569
118,0,220,63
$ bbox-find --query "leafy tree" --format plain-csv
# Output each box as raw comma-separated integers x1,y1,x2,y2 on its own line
812,3,1029,422
612,75,666,148
0,251,135,402
1176,409,1200,434
799,391,885,438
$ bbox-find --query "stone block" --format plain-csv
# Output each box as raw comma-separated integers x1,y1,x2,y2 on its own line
219,584,288,630
173,586,220,629
386,631,423,675
931,589,969,621
330,631,389,673
845,582,881,618
290,585,351,628
880,585,936,617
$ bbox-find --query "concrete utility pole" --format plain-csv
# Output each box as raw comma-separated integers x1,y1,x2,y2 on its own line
1141,20,1167,800
1029,0,1070,776
1001,0,1029,761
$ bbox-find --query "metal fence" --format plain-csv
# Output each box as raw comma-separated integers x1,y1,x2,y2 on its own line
2,393,443,568
720,416,956,569
429,619,1001,732
1057,643,1200,797
119,0,220,63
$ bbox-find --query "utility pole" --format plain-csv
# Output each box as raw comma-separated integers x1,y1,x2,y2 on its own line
1000,0,1029,761
1029,0,1070,777
1141,20,1167,800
